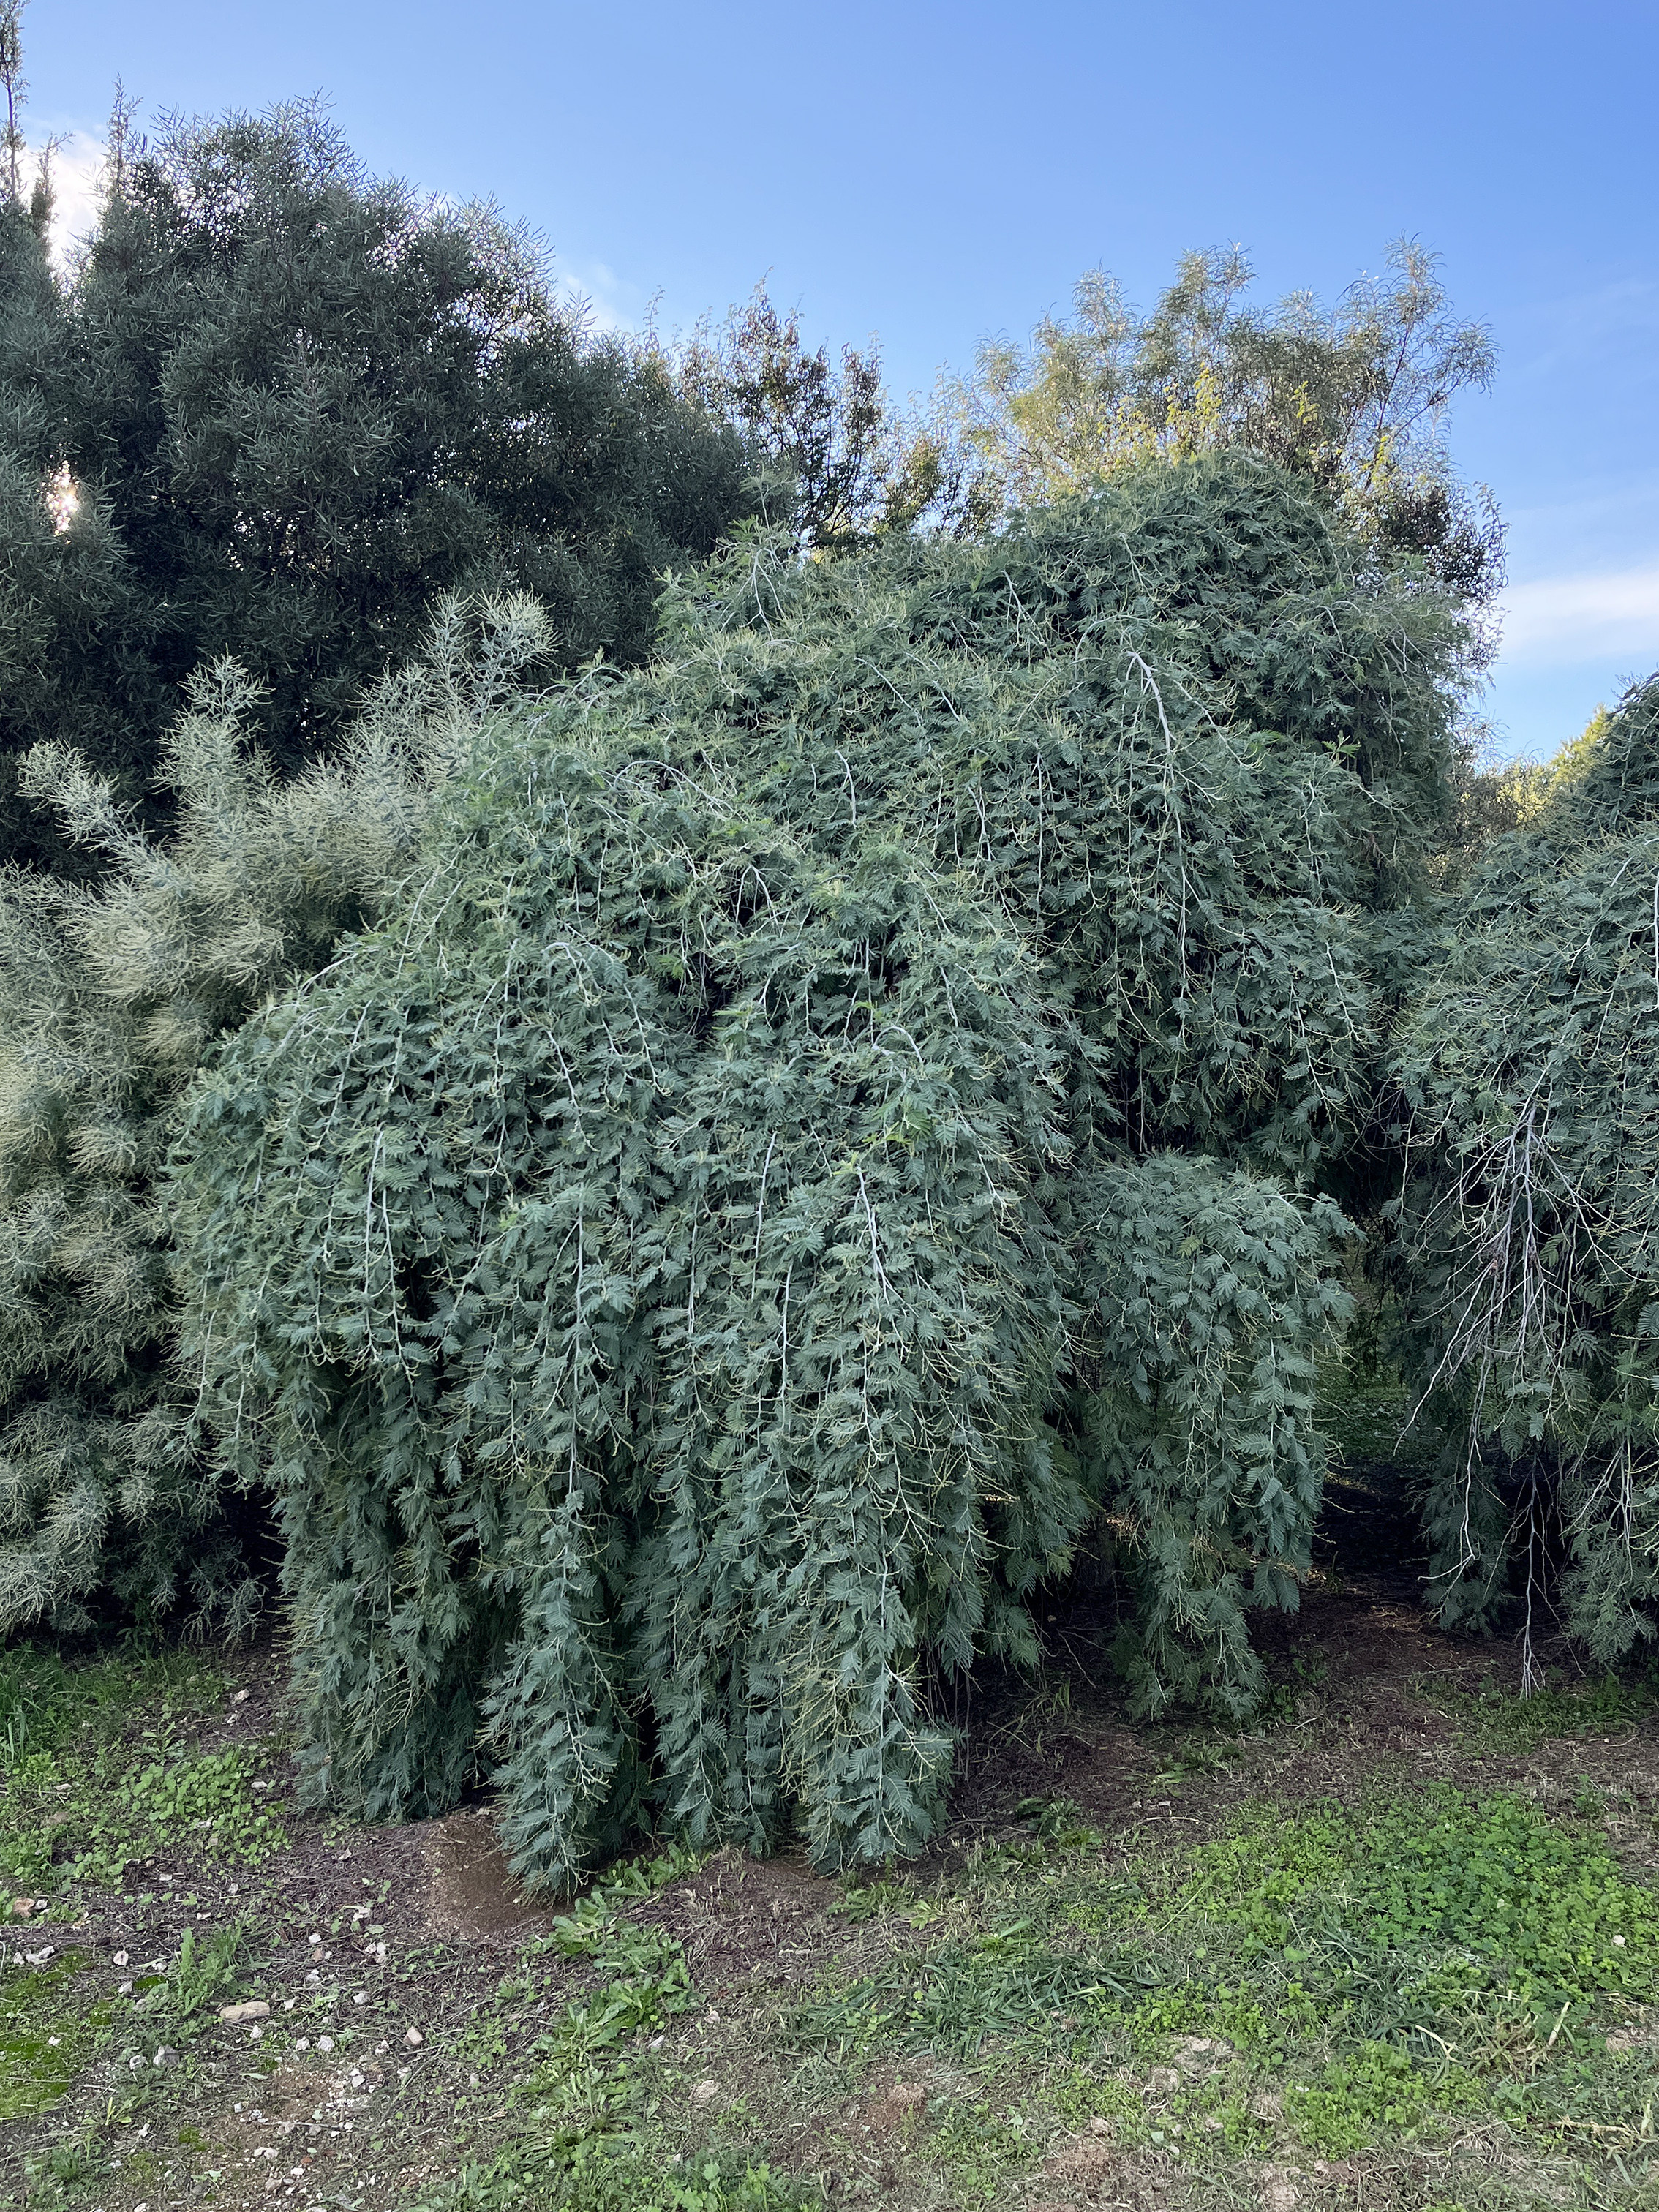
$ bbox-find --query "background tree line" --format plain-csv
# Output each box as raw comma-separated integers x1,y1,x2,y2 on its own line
0,1,1504,878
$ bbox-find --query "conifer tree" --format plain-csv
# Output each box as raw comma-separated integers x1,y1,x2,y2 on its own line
1393,673,1659,1681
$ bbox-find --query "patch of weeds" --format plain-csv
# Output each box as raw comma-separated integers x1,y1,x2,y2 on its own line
827,1874,914,1923
0,1641,247,1905
1057,1876,1149,1938
418,2137,810,2211
829,1871,955,1931
0,1639,225,1767
530,1845,705,1957
0,1950,112,2121
923,2095,1039,2198
1015,1796,1105,1852
964,1834,1050,1876
44,2140,97,2183
1251,1650,1331,1734
1185,1786,1659,2026
1316,1369,1413,1464
1283,2039,1481,2154
1444,1669,1657,1754
524,1952,691,2077
1048,2068,1148,2141
792,1781,1659,2181
1129,1980,1287,2055
1146,1735,1242,1782
139,1919,254,2023
508,1849,701,2104
791,1920,1145,2060
67,1745,287,1885
459,2010,514,2074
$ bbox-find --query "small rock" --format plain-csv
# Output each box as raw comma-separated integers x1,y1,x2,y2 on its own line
9,1898,31,1919
404,2027,424,2047
219,2001,271,2025
233,1688,250,1703
113,1950,129,1966
316,2035,334,2053
151,2047,178,2071
690,2077,721,2106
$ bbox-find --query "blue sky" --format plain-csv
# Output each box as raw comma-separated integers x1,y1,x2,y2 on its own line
23,0,1659,761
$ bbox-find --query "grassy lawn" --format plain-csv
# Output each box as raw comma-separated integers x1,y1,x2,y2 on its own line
5,1490,1659,2212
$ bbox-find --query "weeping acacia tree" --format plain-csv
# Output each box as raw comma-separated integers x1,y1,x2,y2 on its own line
1392,674,1659,1679
173,454,1470,1883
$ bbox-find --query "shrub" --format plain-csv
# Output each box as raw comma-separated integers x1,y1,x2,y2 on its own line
0,597,548,1634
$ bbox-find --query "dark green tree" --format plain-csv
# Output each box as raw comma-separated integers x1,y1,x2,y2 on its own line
0,8,135,876
0,79,750,865
674,283,988,553
1393,674,1659,1682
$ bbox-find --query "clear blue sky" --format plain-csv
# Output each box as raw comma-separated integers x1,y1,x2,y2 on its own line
23,0,1659,762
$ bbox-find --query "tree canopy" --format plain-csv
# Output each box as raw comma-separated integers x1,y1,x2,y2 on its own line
949,242,1502,606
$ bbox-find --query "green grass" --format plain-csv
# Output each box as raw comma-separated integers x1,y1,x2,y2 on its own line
0,1640,282,1904
787,1783,1659,2172
421,2146,813,2212
0,1952,112,2123
1438,1668,1659,1753
413,1848,810,2212
8,1632,1659,2210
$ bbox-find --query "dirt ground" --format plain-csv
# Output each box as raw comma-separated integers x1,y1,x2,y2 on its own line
5,1452,1659,2212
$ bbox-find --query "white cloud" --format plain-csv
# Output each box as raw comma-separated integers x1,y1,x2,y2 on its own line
554,260,647,336
27,128,106,267
1499,565,1659,669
